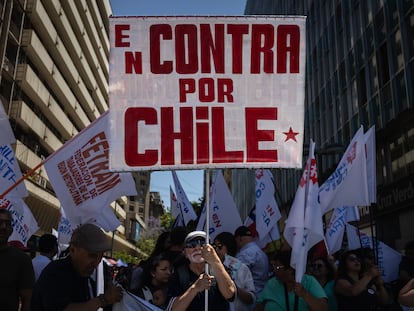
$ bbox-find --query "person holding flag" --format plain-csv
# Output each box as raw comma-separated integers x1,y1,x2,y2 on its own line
254,250,328,311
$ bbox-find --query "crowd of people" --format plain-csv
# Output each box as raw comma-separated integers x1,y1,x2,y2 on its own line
2,206,414,311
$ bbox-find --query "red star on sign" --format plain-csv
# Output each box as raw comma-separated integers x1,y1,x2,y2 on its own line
283,127,299,142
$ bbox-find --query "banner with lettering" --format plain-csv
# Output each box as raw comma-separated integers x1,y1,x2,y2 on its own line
1,197,39,246
346,224,402,282
44,111,137,231
109,16,306,171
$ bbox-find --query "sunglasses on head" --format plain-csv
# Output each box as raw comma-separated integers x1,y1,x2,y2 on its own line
185,239,206,248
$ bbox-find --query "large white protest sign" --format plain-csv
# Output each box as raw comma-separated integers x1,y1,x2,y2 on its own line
109,16,306,171
44,111,137,231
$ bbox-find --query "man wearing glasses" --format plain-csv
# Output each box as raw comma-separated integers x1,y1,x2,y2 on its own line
0,208,34,311
166,231,235,311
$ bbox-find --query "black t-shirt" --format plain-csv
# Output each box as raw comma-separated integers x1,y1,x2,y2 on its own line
167,264,229,311
0,246,34,311
31,256,91,311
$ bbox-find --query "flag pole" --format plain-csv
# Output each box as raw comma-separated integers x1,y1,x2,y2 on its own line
369,203,378,263
204,169,210,311
0,161,43,199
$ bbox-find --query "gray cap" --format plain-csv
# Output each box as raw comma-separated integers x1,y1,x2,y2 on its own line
184,231,207,244
70,223,111,252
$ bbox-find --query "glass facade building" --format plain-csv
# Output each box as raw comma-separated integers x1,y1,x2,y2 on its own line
240,0,414,249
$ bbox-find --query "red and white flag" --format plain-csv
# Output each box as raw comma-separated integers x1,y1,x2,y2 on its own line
1,197,38,246
325,206,360,254
364,126,376,203
318,126,370,214
44,111,137,232
0,101,15,146
172,171,197,226
284,140,324,281
255,169,281,240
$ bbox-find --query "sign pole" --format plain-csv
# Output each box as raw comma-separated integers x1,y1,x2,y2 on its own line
204,169,210,311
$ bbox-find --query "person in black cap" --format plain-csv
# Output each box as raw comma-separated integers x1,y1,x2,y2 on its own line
166,230,235,311
31,223,123,310
234,225,269,298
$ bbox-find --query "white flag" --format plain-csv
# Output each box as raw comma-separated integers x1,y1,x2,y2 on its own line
319,126,370,213
57,206,72,245
170,186,180,219
113,289,163,311
1,197,38,246
0,101,15,146
205,171,242,240
325,206,360,254
171,171,197,226
196,203,206,231
284,140,324,282
364,126,377,203
346,224,402,282
44,111,137,231
255,169,281,240
0,144,28,199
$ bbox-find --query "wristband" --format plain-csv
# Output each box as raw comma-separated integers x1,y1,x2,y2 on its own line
98,294,108,308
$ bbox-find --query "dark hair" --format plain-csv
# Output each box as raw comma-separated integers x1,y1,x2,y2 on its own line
140,253,171,288
0,208,12,220
336,250,359,278
312,256,336,281
149,231,171,257
215,232,237,257
169,227,188,246
273,250,292,268
39,234,58,253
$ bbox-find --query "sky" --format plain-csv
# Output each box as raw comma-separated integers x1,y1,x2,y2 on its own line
109,0,247,208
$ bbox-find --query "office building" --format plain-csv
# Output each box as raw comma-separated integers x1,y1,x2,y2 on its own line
240,0,414,249
0,0,149,255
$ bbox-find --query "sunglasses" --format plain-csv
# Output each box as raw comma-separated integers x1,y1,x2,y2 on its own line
272,263,286,271
348,255,360,262
213,243,223,250
185,239,206,249
312,263,324,269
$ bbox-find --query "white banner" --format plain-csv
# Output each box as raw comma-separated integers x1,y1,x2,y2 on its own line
364,126,377,203
204,170,242,240
1,197,38,245
325,206,360,254
284,140,324,282
109,16,306,171
318,126,370,214
172,171,197,225
346,224,402,282
255,169,281,240
44,111,137,231
0,144,28,199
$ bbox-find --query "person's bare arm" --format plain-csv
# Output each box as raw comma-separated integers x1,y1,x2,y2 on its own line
19,289,32,311
399,278,414,307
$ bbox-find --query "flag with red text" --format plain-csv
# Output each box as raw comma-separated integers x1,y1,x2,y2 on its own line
44,111,137,231
318,126,369,213
255,169,281,240
284,140,324,281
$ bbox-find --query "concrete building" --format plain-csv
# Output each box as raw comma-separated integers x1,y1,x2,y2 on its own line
239,0,414,250
0,0,149,255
